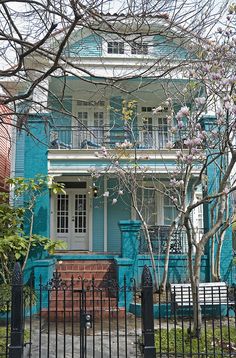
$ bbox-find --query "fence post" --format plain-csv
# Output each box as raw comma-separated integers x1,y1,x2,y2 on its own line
141,265,156,358
9,262,24,358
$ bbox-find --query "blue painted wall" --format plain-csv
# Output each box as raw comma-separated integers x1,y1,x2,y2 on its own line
65,34,102,57
153,35,190,59
22,116,50,237
201,115,234,283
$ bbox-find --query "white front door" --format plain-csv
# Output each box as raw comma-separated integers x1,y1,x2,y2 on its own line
54,189,89,250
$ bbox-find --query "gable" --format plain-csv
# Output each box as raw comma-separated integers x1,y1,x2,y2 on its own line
152,35,191,60
64,33,102,57
64,31,192,61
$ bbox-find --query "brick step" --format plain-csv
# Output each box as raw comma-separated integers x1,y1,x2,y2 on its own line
47,280,116,291
49,299,117,310
41,308,126,320
57,272,116,281
49,290,117,300
56,260,115,272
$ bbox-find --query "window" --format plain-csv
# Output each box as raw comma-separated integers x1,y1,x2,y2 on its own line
107,42,124,54
131,43,148,55
76,101,106,148
139,105,170,149
163,196,177,226
137,187,157,226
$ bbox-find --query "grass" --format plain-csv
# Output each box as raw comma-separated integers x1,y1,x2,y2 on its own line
155,326,236,356
0,326,30,355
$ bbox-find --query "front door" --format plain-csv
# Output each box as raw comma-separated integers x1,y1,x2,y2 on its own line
54,189,89,250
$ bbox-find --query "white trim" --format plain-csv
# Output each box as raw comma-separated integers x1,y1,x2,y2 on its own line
50,192,55,240
104,176,107,252
48,166,202,175
50,176,93,250
88,177,93,251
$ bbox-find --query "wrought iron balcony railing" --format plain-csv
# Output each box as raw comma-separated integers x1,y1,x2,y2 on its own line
49,125,180,150
139,225,204,255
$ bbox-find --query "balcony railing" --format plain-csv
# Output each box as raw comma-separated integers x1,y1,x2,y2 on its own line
139,225,204,255
49,125,178,150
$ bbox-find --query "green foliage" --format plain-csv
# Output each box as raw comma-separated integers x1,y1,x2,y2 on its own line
0,326,30,352
155,327,236,354
0,176,66,284
0,283,36,313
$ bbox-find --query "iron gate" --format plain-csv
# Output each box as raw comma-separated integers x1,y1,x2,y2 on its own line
1,263,156,358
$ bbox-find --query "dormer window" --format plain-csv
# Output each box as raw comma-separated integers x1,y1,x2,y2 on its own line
107,42,124,54
131,43,149,55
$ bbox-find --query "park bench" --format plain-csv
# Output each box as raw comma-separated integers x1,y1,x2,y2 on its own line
170,282,228,309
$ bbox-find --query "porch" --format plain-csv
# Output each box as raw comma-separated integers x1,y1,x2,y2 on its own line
49,125,173,150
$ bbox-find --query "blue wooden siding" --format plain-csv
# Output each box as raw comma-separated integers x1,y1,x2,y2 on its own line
152,35,189,59
24,117,50,238
107,178,131,252
92,177,105,251
48,94,72,146
65,34,102,57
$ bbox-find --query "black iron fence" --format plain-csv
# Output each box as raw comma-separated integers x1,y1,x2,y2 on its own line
1,263,236,358
139,226,204,255
49,125,175,150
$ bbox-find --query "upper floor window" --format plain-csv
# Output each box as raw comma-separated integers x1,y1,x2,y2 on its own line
131,43,149,55
107,42,124,54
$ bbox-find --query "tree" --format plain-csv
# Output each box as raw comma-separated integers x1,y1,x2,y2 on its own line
0,0,228,136
0,176,66,284
89,5,236,336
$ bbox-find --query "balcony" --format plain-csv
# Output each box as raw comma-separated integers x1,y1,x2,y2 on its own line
139,226,204,255
49,125,175,150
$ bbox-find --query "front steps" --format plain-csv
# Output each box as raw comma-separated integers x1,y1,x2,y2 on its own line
42,259,119,320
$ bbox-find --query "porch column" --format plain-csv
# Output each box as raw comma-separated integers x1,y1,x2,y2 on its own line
115,220,141,308
119,220,141,259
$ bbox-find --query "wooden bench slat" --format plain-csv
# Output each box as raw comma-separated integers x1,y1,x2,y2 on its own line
170,282,228,307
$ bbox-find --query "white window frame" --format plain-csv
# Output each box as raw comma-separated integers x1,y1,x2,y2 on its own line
102,35,153,57
137,103,171,149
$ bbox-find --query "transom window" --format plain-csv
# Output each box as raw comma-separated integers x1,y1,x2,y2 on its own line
107,42,124,54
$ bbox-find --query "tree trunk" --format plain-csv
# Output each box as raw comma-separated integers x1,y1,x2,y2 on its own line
216,230,225,281
142,220,160,292
190,246,203,337
160,220,180,292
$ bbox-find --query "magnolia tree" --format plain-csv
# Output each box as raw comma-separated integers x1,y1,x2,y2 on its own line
89,8,236,336
0,0,228,136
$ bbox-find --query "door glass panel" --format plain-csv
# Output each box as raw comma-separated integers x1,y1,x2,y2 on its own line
57,194,69,233
137,188,156,225
94,112,104,144
142,117,153,148
157,117,169,148
77,112,88,147
163,196,177,225
75,194,87,233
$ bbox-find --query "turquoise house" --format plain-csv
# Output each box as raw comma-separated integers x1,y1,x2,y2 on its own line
9,16,235,289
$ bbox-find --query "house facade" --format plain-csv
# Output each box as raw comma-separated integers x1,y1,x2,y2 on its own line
7,16,235,289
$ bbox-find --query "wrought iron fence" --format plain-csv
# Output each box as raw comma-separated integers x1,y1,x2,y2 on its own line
1,263,236,358
139,226,204,255
1,263,142,358
49,125,176,150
